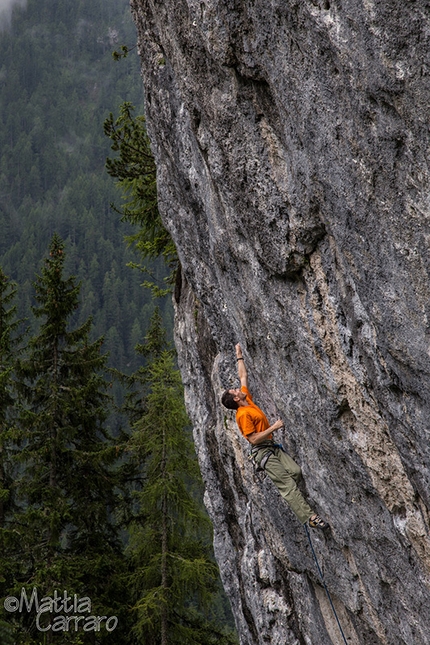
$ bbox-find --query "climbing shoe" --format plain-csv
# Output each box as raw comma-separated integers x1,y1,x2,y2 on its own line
309,515,330,531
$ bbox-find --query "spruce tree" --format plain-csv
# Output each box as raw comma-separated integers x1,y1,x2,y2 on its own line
126,309,237,645
0,269,22,528
104,102,177,295
5,235,130,644
0,270,24,645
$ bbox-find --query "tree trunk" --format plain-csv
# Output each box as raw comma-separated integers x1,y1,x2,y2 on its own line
160,423,168,645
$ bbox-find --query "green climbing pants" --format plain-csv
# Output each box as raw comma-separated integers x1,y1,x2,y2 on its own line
253,446,314,524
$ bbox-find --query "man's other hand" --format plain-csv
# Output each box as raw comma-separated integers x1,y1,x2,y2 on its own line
271,419,284,431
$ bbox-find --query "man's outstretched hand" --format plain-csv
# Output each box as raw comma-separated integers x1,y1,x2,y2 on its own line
235,343,248,388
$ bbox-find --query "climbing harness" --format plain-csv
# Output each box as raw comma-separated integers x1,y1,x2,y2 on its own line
304,523,348,645
249,441,285,472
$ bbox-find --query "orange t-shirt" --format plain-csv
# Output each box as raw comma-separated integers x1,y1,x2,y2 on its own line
236,386,272,439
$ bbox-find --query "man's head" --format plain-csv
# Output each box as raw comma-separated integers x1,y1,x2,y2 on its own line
221,388,246,410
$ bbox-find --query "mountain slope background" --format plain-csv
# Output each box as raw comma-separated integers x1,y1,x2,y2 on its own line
0,0,172,377
0,3,239,642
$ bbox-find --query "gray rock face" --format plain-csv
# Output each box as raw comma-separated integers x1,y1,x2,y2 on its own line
131,1,430,643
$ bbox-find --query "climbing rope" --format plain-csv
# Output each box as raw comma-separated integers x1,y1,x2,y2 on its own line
304,524,348,645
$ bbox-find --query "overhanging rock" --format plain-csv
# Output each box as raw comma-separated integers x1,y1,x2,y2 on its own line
131,1,430,643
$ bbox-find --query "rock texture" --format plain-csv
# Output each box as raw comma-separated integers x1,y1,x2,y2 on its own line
131,1,430,643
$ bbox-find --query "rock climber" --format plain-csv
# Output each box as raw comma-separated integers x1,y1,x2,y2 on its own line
221,344,329,531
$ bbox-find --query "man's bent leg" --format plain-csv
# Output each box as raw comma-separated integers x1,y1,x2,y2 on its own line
278,450,302,482
264,450,314,524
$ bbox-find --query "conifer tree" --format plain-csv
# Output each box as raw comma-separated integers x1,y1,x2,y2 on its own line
104,102,178,295
126,309,237,645
0,269,22,528
0,270,24,645
5,235,130,644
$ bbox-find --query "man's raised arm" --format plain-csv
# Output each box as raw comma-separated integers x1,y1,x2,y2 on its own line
235,343,248,389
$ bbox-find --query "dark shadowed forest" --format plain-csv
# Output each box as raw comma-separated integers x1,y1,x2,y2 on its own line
0,1,237,642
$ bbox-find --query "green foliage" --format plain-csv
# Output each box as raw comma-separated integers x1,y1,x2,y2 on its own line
0,3,237,643
112,44,137,61
0,268,25,532
0,273,23,645
103,32,237,645
1,236,131,644
0,269,23,415
126,310,237,645
104,102,178,294
0,0,173,380
0,619,14,645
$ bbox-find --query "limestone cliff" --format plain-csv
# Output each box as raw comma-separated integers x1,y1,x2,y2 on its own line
130,1,430,643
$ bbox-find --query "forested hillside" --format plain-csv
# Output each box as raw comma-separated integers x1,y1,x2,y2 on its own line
0,2,238,643
0,0,172,375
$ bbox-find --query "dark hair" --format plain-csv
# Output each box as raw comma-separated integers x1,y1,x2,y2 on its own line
221,390,239,410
